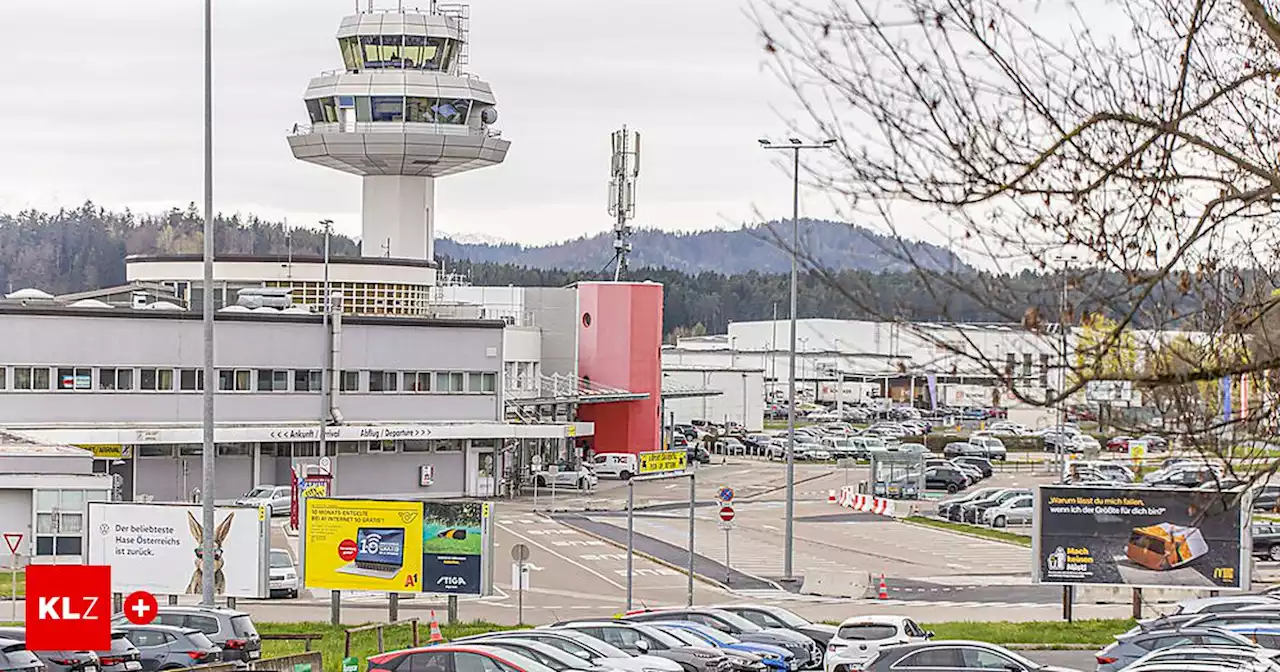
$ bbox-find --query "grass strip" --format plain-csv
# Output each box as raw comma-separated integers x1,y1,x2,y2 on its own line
921,619,1133,646
905,516,1033,546
0,571,24,598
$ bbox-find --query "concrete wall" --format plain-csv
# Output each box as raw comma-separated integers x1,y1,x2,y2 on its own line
0,311,503,425
0,490,31,557
523,287,579,378
576,283,662,454
0,454,94,475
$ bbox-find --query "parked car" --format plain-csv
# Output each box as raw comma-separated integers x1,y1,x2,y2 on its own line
952,456,992,478
234,485,290,516
710,605,837,647
647,622,793,672
459,638,613,672
1125,645,1280,671
822,616,931,672
368,645,559,672
109,624,221,672
451,630,683,672
860,640,1080,671
1071,435,1101,454
795,444,831,461
960,488,1031,523
0,638,44,672
591,453,639,480
987,422,1030,436
982,493,1034,528
1094,627,1257,672
1174,595,1280,615
0,629,99,672
967,436,1007,461
924,465,969,494
547,622,731,672
624,609,821,669
268,548,299,598
119,606,261,666
95,631,144,672
529,462,598,490
936,488,1001,522
650,631,768,672
1143,464,1220,488
1137,434,1169,451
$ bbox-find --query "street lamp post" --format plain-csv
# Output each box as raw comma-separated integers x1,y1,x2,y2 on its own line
758,137,835,581
199,0,216,607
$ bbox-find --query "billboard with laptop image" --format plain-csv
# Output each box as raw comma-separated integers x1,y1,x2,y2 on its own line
1033,484,1250,589
302,499,424,591
421,502,492,596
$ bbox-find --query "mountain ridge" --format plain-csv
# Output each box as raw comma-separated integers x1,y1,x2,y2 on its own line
435,219,964,274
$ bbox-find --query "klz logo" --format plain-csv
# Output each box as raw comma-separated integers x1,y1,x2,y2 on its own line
26,565,111,650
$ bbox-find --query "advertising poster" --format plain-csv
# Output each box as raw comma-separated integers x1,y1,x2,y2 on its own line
421,502,488,595
87,503,268,598
1033,485,1250,590
639,450,688,475
303,499,424,591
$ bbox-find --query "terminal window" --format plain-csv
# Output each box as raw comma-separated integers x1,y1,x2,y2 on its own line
13,366,50,390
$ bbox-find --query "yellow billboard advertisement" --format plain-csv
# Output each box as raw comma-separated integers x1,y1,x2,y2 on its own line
303,499,424,591
639,450,687,474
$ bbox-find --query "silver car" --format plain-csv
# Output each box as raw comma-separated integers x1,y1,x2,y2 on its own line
234,485,290,516
982,494,1034,527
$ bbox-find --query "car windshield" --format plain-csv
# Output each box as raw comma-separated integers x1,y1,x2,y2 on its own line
243,487,272,498
837,624,897,640
762,607,809,628
539,633,628,659
185,631,217,649
230,616,258,638
639,627,686,648
708,611,763,633
270,551,293,568
683,624,740,645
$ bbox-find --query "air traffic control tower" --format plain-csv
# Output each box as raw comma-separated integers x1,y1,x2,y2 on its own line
287,2,510,262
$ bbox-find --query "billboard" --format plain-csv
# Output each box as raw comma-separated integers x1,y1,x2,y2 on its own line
302,498,494,596
87,503,269,598
639,450,687,475
1033,485,1250,590
421,502,493,596
302,499,424,592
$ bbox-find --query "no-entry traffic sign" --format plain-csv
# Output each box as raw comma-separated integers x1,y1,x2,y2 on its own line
719,505,735,522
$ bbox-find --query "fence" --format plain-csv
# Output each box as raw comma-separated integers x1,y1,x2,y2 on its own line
188,651,323,672
344,618,421,658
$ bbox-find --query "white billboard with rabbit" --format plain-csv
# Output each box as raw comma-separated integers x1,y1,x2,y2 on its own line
87,502,270,598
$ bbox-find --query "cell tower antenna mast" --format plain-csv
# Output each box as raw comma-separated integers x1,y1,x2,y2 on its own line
607,125,640,281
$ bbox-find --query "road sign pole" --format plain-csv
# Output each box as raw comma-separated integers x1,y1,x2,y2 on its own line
626,478,635,610
687,472,695,606
517,560,525,625
9,556,14,621
724,527,731,585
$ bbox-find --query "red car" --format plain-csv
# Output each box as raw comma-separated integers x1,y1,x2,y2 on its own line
369,645,554,672
1106,436,1131,452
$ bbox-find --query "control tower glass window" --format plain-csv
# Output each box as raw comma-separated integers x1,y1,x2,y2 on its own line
370,96,404,122
340,35,452,71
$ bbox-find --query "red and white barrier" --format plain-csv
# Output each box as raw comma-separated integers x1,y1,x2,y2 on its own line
831,485,909,518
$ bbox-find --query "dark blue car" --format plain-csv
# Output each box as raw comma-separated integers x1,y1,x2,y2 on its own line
648,622,795,671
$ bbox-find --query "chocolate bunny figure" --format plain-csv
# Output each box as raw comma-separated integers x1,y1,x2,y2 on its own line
186,511,234,595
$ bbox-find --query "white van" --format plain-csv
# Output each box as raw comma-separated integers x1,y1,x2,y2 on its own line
591,453,639,480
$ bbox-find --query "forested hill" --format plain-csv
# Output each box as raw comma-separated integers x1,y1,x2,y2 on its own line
0,203,1166,339
435,219,964,274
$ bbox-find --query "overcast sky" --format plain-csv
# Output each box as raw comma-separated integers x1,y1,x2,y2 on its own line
0,0,849,246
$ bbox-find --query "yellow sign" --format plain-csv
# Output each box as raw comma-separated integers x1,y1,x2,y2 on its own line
639,450,687,474
77,444,123,459
301,484,328,499
303,499,424,591
1128,441,1147,461
567,425,577,438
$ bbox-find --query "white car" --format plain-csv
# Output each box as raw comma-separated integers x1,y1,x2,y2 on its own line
1071,435,1102,454
530,462,598,489
268,548,299,598
824,615,932,672
967,436,1007,461
982,493,1034,527
988,422,1030,436
796,443,831,460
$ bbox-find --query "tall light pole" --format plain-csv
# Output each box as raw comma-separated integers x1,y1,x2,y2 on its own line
1052,253,1081,478
199,0,216,607
758,137,835,581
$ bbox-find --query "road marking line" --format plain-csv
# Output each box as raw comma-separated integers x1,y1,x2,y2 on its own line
498,523,627,592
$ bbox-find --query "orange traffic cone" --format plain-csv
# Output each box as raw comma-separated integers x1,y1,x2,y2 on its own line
828,490,836,503
877,574,889,600
429,610,444,643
